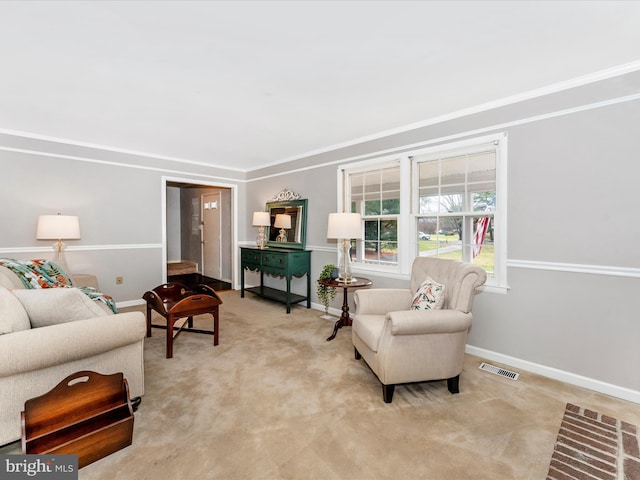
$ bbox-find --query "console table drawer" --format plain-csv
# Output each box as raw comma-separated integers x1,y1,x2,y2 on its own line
241,249,262,266
262,253,288,270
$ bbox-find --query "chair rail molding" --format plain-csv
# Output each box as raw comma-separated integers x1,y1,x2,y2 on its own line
0,244,163,255
508,259,640,279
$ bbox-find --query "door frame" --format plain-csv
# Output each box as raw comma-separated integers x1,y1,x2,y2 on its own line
161,176,238,288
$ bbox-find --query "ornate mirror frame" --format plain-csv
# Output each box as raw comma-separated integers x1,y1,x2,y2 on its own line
265,191,307,249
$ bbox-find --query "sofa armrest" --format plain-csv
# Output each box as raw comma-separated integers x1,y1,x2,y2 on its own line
387,309,472,336
354,289,412,315
0,312,146,377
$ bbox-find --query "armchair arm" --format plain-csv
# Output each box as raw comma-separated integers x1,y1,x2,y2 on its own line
354,289,412,316
387,309,472,336
0,312,146,378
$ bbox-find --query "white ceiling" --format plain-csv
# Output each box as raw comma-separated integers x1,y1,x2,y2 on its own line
1,1,640,172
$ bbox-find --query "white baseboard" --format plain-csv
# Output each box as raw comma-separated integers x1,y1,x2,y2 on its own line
465,345,640,404
116,299,146,309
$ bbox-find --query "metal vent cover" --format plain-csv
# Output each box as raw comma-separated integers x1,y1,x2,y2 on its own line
478,362,520,380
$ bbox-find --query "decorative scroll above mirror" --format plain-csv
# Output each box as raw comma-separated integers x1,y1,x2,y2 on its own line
266,189,307,250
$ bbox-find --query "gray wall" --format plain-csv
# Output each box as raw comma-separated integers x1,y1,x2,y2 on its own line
245,71,640,400
0,137,245,305
0,70,638,402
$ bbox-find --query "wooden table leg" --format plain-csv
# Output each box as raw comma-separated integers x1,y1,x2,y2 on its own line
213,307,219,346
326,287,351,341
145,304,153,337
166,313,175,359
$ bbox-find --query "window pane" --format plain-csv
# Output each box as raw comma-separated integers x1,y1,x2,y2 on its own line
361,218,398,265
364,199,380,215
438,216,462,239
380,219,397,241
419,191,439,214
380,242,398,263
472,191,496,211
471,216,494,278
418,161,439,188
440,156,466,186
364,220,378,240
382,198,400,214
467,151,496,184
439,193,463,214
364,241,379,261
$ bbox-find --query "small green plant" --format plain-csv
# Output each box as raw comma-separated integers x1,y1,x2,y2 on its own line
317,264,337,315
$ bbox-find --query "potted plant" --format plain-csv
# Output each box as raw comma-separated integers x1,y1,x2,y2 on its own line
317,264,337,316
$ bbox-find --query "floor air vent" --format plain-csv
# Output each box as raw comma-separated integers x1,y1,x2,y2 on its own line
478,362,520,380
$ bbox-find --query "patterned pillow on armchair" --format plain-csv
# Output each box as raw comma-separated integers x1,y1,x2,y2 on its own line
410,277,445,310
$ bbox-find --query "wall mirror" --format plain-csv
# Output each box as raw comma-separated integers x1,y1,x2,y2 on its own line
265,199,307,250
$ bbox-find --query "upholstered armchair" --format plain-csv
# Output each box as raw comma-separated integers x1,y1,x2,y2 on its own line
352,257,487,403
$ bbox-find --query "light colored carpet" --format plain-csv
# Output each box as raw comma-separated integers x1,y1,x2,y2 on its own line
4,291,639,479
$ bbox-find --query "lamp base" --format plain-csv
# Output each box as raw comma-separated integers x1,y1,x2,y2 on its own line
336,238,354,283
51,241,71,275
256,226,267,249
276,228,287,242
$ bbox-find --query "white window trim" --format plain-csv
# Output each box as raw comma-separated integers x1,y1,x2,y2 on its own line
338,132,507,288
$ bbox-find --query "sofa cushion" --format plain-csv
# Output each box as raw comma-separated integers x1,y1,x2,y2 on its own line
0,265,25,290
12,288,109,328
0,286,31,334
410,277,445,311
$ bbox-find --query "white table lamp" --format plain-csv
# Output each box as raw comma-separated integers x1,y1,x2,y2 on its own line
274,214,291,242
253,211,271,249
36,213,80,273
327,212,362,282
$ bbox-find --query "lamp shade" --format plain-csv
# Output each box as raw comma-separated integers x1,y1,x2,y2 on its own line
274,214,291,229
252,211,271,227
36,214,80,240
327,212,362,239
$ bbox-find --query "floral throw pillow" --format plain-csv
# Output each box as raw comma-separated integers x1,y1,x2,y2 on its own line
410,277,445,310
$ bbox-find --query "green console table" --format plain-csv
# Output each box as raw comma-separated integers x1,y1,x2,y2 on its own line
240,247,312,313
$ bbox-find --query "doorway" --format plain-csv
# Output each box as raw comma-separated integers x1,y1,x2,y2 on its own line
164,178,235,290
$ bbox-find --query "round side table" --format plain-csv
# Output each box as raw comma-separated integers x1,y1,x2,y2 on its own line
320,277,372,341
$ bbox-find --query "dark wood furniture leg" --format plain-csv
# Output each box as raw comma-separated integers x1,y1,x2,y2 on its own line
167,313,176,359
145,303,152,338
326,286,351,341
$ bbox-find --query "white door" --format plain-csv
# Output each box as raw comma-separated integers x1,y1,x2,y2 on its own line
201,192,222,279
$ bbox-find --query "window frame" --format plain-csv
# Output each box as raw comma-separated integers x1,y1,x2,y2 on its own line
338,132,507,289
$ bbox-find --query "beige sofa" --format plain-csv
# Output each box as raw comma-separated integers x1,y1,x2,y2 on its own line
0,265,146,445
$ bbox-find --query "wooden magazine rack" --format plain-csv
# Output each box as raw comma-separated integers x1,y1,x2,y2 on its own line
21,370,134,468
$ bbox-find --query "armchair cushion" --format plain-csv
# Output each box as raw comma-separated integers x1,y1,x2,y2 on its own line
410,277,445,311
12,288,109,328
352,314,386,353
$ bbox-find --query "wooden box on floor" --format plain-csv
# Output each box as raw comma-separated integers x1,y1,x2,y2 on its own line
21,370,134,468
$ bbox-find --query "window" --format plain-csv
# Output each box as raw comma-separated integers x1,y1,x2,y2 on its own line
414,145,498,280
339,133,506,288
349,165,401,266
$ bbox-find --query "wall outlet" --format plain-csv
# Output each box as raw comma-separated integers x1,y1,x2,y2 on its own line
116,276,123,285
